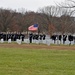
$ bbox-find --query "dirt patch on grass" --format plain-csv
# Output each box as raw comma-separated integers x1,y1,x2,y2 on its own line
0,43,75,50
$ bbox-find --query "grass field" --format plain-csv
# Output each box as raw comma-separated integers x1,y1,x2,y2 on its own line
0,44,75,75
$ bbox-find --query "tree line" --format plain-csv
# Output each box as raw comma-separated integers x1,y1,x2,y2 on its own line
0,0,75,35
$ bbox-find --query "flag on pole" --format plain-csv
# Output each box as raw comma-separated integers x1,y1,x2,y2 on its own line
28,24,38,31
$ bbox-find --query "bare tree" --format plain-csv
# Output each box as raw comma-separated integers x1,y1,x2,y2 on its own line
0,8,15,32
59,0,75,8
58,0,75,16
38,6,61,35
57,0,75,34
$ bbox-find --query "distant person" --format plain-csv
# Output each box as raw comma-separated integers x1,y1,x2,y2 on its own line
43,34,46,40
68,35,73,45
51,35,57,44
63,35,67,44
29,33,33,43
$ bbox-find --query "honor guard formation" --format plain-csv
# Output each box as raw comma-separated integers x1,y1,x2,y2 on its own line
0,32,75,45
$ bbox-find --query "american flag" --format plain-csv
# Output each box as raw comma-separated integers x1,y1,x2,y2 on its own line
28,24,38,31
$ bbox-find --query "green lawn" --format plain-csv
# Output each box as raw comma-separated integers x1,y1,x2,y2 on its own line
0,47,75,75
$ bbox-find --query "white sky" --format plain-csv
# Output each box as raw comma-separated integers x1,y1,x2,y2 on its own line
0,0,65,12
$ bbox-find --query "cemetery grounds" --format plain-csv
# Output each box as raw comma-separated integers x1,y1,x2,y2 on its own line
0,43,75,75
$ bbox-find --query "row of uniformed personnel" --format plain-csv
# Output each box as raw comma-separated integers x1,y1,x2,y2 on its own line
51,35,75,41
0,33,25,41
0,33,46,42
29,33,46,43
51,35,75,44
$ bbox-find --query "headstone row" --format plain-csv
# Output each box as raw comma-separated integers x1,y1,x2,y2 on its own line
0,33,75,45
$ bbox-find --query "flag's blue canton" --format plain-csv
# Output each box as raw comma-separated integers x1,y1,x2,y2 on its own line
34,24,38,27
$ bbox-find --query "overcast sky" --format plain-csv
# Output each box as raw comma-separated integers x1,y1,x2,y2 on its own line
0,0,65,12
